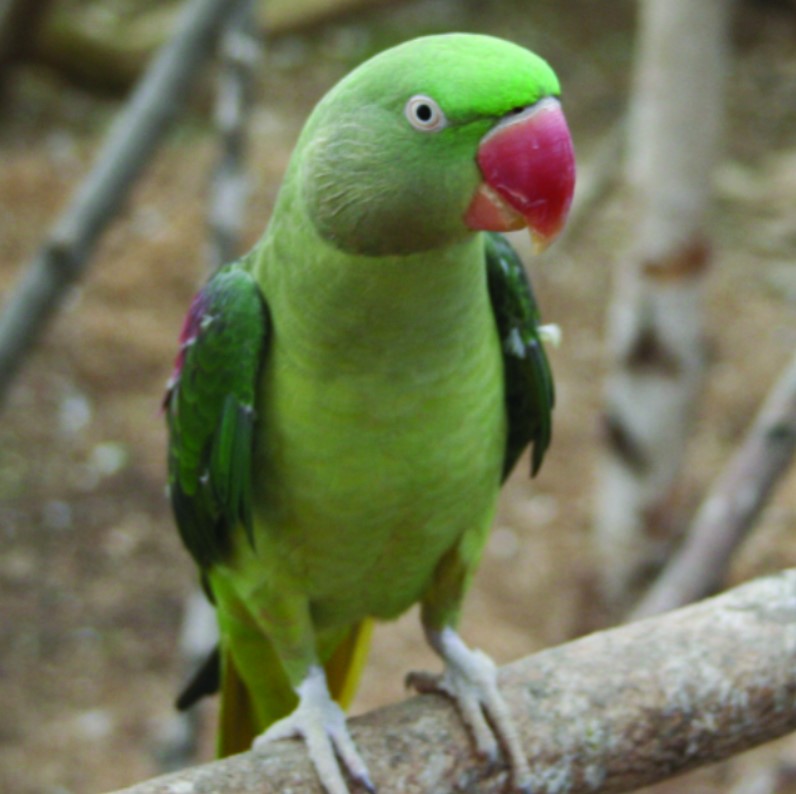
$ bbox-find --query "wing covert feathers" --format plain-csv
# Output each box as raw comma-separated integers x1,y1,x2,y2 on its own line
164,262,268,569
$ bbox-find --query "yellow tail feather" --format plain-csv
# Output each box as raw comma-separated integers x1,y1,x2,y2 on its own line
217,645,258,757
324,618,374,709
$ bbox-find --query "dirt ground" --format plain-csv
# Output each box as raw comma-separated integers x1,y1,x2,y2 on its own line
1,1,796,792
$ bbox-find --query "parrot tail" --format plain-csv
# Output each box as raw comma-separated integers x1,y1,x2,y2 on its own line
217,645,258,757
324,617,374,710
216,618,375,757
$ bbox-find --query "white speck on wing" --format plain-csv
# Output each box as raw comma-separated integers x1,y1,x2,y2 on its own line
505,328,526,358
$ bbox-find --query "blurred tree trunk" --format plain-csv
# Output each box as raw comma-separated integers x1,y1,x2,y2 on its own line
595,0,733,611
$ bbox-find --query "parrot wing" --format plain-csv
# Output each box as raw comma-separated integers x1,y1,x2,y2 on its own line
485,232,555,479
164,260,269,570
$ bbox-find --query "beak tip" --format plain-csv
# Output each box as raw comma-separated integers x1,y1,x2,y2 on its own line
530,230,550,256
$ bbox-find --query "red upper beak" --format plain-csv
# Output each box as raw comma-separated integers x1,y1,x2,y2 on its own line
464,97,576,252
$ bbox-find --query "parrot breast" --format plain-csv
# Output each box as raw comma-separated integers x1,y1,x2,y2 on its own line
240,234,506,629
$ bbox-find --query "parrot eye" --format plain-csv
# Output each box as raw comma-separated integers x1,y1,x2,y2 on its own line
404,95,447,132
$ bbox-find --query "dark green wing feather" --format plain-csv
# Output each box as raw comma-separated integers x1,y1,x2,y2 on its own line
485,232,555,480
164,261,269,570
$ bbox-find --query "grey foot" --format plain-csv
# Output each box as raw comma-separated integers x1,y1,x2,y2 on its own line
253,666,374,794
408,627,532,793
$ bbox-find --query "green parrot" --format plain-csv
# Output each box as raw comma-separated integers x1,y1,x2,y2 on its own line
165,33,575,794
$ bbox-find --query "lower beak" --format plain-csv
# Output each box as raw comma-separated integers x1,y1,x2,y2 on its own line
464,97,576,253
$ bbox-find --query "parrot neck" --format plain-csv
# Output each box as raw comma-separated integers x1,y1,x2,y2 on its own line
253,205,492,373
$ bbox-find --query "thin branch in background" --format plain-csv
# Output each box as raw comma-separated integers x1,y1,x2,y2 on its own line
206,0,262,270
0,0,250,412
630,348,796,620
106,570,796,794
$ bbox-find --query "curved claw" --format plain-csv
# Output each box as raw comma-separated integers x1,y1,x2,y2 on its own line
253,666,374,794
414,628,533,794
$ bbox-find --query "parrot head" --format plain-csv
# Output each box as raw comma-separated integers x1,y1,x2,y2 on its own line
297,33,575,256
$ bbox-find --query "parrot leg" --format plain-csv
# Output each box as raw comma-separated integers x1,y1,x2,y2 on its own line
408,626,532,794
253,665,374,794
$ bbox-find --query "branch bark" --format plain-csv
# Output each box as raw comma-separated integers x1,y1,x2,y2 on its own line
631,349,796,620
0,0,249,410
109,570,796,794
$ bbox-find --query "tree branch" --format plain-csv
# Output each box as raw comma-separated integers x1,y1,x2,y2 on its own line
108,570,796,794
631,348,796,620
0,0,250,410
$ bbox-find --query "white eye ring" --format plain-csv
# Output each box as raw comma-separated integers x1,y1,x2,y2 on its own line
404,95,447,132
